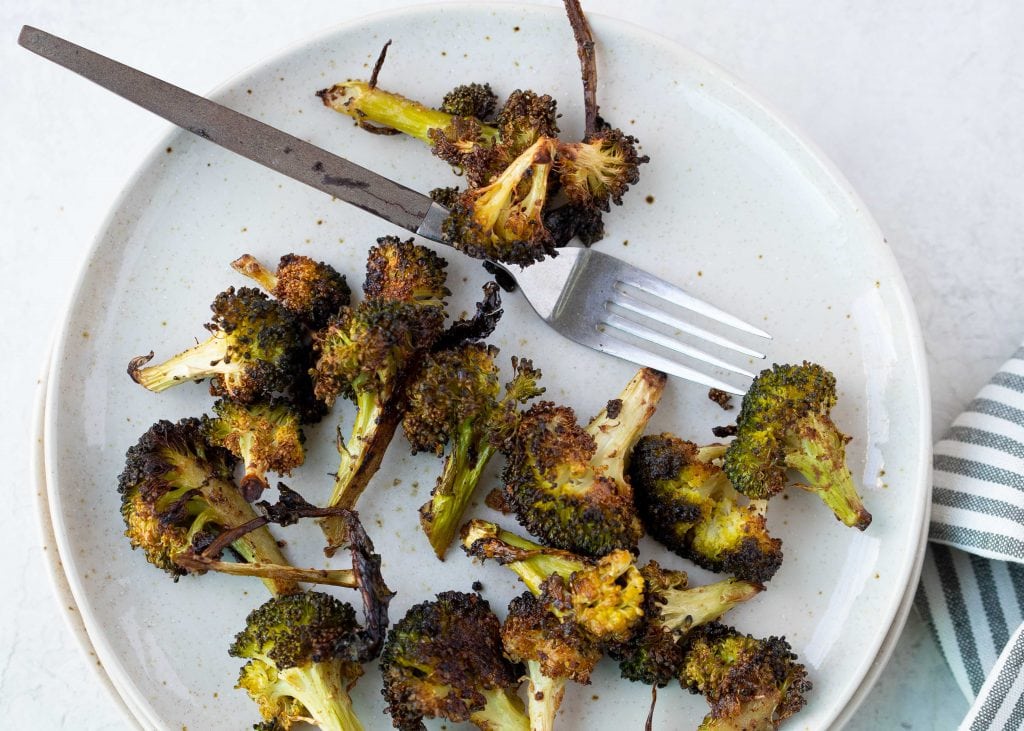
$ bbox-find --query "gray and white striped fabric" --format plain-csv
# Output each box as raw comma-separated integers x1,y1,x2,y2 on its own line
916,344,1024,730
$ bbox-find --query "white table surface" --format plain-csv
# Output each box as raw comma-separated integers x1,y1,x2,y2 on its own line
5,1,1022,728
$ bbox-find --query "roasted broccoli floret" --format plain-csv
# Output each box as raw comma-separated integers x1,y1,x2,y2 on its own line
229,591,367,731
461,520,645,645
440,82,499,120
380,590,529,731
128,286,306,403
501,591,601,731
403,347,542,558
681,623,811,730
610,561,762,688
117,418,297,596
313,239,448,553
723,362,871,530
232,253,351,330
556,127,647,212
499,368,666,557
631,434,783,583
203,398,305,502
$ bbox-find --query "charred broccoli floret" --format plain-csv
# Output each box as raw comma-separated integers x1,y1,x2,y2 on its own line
609,561,762,688
556,127,648,211
128,286,306,403
403,348,542,558
117,418,297,595
380,590,529,731
681,623,811,730
499,368,666,557
313,240,448,553
461,520,645,645
631,434,783,583
229,591,366,731
440,82,499,120
501,591,602,731
231,253,351,330
203,398,305,502
723,362,871,530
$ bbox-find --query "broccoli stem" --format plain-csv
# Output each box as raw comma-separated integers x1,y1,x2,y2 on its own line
321,81,499,145
659,578,762,633
469,686,531,731
277,661,364,731
231,254,279,292
524,660,565,731
229,527,300,597
785,412,872,530
421,424,496,559
588,369,665,464
462,522,586,594
171,553,356,589
128,332,236,392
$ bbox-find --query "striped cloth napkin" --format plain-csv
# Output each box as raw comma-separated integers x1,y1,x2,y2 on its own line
916,344,1024,730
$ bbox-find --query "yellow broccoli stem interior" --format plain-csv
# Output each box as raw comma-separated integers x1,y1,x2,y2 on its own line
587,369,666,475
658,579,762,634
524,660,565,731
784,412,872,530
469,686,530,731
276,661,365,731
231,254,279,293
132,332,234,392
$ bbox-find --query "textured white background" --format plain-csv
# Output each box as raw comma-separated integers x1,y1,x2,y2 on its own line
4,1,1023,728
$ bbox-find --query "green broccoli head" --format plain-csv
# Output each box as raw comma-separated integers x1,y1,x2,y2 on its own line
117,418,295,595
230,591,367,731
204,398,305,502
681,623,811,730
500,368,666,557
495,89,560,161
380,590,528,731
501,591,601,731
631,434,783,583
232,253,351,330
723,362,872,530
128,286,306,403
363,237,450,308
440,82,499,120
556,127,648,212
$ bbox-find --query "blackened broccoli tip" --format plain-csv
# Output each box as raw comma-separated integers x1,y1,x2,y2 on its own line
500,368,666,558
204,398,305,502
631,433,784,583
380,590,529,731
495,89,560,156
556,128,649,212
681,624,811,730
363,236,450,307
440,82,499,120
502,592,601,731
128,286,306,403
441,135,560,267
117,418,296,595
230,591,367,731
723,362,872,530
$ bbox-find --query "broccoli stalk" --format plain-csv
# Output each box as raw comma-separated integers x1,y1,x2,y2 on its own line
230,591,368,731
127,287,306,403
404,347,543,558
118,418,298,596
723,362,871,530
500,368,667,558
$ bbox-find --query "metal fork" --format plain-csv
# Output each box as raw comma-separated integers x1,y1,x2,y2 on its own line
20,25,769,395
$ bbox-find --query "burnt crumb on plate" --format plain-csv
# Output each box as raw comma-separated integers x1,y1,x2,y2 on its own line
712,423,738,438
708,388,733,410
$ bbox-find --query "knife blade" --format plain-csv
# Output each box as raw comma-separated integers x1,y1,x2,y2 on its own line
18,25,449,237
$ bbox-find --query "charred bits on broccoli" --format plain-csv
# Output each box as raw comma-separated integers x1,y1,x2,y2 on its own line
232,253,351,331
313,237,448,553
128,286,306,403
630,434,783,583
381,590,529,731
117,418,298,596
609,561,762,688
681,623,811,730
403,348,543,558
499,368,666,558
230,591,367,731
723,362,872,530
203,398,305,502
461,520,645,646
501,592,601,731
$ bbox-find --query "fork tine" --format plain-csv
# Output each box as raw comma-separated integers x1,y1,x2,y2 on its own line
610,291,767,359
593,326,748,395
618,266,772,339
602,314,757,378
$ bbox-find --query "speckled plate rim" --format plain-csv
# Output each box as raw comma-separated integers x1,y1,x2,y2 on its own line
39,3,933,728
31,350,145,731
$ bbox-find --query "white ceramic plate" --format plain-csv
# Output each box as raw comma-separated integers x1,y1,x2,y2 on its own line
44,4,930,730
